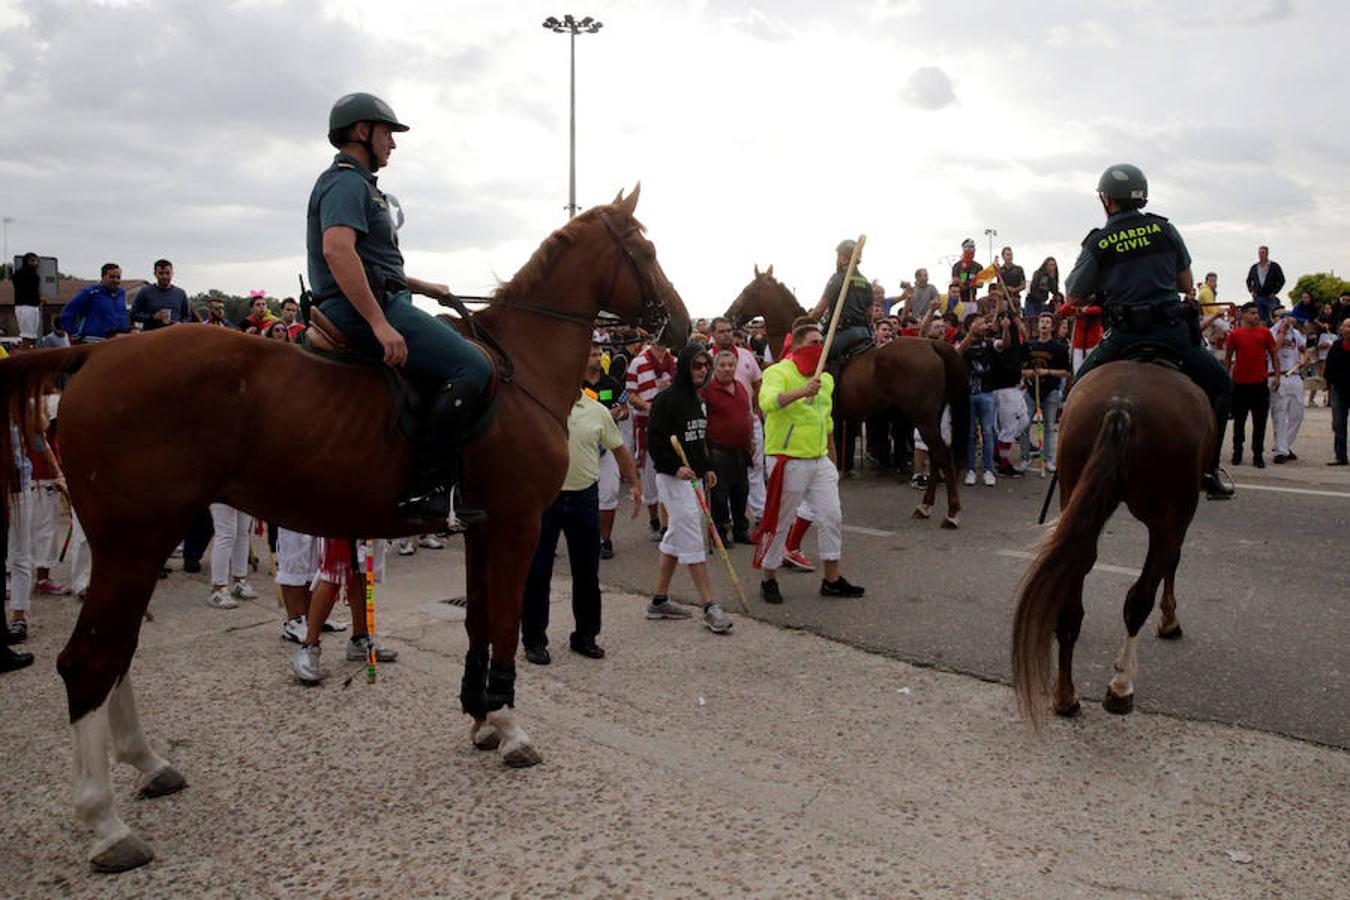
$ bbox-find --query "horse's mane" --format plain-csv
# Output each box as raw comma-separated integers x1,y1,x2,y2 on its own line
494,206,614,303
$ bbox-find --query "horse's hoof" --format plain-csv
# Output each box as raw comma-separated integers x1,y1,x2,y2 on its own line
137,765,187,799
502,742,543,768
941,516,959,530
1102,689,1134,715
471,723,500,751
912,505,932,520
1157,624,1183,640
90,833,155,873
1053,699,1081,718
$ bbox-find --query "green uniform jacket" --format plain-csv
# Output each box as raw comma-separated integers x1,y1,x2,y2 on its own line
760,359,834,459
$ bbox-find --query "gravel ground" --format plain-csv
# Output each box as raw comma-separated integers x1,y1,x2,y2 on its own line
1,541,1346,898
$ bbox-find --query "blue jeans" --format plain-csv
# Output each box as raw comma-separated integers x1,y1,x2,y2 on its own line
827,325,873,363
1020,387,1062,464
1332,387,1348,463
1254,295,1278,326
968,392,996,472
522,485,602,648
317,290,491,391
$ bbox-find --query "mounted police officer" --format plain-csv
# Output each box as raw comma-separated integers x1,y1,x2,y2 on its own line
307,92,493,522
1064,163,1234,498
809,239,874,364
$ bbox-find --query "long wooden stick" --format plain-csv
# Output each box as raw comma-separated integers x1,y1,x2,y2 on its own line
815,234,867,378
670,436,751,614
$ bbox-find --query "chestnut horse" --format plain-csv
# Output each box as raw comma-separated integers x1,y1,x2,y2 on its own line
1012,361,1211,725
0,187,689,872
725,268,970,527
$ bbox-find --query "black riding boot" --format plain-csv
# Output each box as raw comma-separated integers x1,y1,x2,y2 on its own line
397,381,488,526
1201,390,1235,499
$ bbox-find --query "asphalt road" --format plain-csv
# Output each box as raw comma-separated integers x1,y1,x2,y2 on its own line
595,411,1350,748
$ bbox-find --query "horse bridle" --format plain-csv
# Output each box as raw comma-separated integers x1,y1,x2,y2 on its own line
482,211,672,338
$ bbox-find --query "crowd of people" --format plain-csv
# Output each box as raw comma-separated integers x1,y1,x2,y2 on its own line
4,237,1349,677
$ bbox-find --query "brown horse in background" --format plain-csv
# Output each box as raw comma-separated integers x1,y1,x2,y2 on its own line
725,268,970,527
0,187,689,872
1012,361,1210,725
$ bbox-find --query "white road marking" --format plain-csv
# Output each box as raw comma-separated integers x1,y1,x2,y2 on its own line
842,524,896,537
1237,483,1350,500
997,548,1141,578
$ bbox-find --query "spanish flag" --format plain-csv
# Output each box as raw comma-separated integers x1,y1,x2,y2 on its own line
972,263,1001,287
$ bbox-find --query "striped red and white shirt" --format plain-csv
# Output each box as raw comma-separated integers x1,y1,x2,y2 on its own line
625,345,676,460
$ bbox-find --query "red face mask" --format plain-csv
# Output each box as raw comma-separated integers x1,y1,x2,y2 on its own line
1343,338,1350,351
793,343,823,376
961,249,975,263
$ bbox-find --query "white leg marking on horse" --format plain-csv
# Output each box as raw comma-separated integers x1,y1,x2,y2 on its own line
1108,635,1137,698
108,676,171,780
73,699,132,857
485,708,536,764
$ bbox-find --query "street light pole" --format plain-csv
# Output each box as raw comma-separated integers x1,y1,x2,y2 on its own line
542,14,603,219
984,227,997,264
2,217,13,268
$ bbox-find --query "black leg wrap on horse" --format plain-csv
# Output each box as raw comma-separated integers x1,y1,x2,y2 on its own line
459,648,490,718
484,664,516,712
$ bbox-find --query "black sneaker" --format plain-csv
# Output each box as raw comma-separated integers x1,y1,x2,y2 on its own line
523,645,551,666
1201,471,1234,499
569,638,605,659
1286,452,1298,461
7,620,27,644
1272,454,1287,464
1231,449,1243,465
599,539,614,560
760,580,783,605
995,465,1025,479
648,518,661,534
1253,454,1266,469
1,645,34,673
183,559,203,574
820,576,865,598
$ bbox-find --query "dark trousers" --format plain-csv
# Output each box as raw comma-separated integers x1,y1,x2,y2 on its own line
834,419,860,473
522,484,601,649
1231,382,1271,456
1331,386,1348,463
182,507,214,564
866,410,911,469
708,446,749,539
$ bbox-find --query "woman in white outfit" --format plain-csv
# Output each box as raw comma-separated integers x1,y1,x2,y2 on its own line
208,503,256,608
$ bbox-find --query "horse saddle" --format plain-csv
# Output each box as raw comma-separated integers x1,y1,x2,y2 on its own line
302,308,501,443
1118,341,1184,372
826,335,875,381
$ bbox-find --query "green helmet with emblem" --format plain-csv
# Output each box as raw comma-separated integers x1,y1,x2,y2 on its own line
1096,163,1148,207
328,92,410,148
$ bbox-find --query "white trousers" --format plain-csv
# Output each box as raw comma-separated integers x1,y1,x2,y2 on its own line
639,453,659,506
597,450,620,511
1270,375,1304,455
994,387,1030,443
31,480,63,569
6,488,34,613
68,512,90,594
747,417,766,519
761,456,842,571
209,503,252,585
15,305,40,340
274,528,319,588
656,473,706,565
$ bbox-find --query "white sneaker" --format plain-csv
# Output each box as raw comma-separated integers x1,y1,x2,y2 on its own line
1047,460,1057,472
982,470,996,487
417,534,446,550
291,645,322,684
963,470,976,486
281,615,307,643
231,581,259,601
321,615,348,633
348,634,398,662
208,589,238,609
397,539,416,556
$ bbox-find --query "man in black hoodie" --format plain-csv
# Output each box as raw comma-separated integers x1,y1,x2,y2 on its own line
645,343,734,634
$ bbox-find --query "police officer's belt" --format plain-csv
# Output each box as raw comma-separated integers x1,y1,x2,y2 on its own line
1106,303,1183,332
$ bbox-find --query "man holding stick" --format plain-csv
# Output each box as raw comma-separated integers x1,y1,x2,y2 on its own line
645,344,735,634
753,322,865,605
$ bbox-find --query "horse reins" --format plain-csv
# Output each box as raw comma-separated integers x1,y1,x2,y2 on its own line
438,210,674,430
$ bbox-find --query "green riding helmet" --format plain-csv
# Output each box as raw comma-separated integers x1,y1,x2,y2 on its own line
1096,163,1148,204
328,92,410,147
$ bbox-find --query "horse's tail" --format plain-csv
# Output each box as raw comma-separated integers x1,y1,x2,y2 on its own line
936,341,970,463
1011,399,1132,727
0,345,96,510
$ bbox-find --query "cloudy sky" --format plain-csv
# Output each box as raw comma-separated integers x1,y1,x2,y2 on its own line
2,0,1345,316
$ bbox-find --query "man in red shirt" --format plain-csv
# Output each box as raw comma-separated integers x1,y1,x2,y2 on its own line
700,349,754,544
1224,302,1281,468
625,338,677,533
